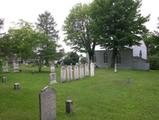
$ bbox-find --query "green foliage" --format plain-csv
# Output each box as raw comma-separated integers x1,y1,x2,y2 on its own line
63,52,79,65
7,21,37,59
90,0,149,66
149,56,159,70
80,56,87,64
64,3,97,61
36,11,58,41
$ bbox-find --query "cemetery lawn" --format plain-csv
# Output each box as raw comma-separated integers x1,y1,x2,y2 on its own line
0,67,159,120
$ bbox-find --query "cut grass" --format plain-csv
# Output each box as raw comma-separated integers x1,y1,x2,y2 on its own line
0,67,159,120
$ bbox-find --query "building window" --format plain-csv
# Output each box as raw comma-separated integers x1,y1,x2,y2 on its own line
104,52,108,63
117,52,121,64
139,50,142,58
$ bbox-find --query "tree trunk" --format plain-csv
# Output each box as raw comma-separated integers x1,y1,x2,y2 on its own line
111,47,117,68
38,59,42,72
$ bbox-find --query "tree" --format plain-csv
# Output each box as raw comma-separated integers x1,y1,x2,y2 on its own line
36,11,59,66
63,52,79,65
64,3,98,62
0,18,4,74
90,0,149,67
7,20,38,60
36,11,58,40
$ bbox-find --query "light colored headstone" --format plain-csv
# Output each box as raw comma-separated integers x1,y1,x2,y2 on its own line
13,62,19,72
114,63,117,73
50,64,55,73
50,73,57,84
79,64,84,78
75,63,79,80
39,86,56,120
69,65,73,80
50,64,57,84
85,63,89,76
90,62,95,77
67,66,70,81
74,65,78,80
2,62,9,73
61,65,67,83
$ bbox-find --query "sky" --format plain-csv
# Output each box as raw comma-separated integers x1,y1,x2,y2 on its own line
0,0,159,52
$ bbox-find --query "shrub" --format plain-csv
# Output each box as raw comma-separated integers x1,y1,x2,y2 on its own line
149,56,159,70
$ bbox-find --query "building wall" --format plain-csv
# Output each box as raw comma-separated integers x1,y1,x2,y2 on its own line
94,48,149,70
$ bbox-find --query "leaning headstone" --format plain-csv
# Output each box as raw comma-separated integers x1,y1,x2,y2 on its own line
49,64,57,84
39,86,56,120
61,65,67,83
90,63,95,77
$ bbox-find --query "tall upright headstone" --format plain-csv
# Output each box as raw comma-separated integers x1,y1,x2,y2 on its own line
61,65,67,83
85,63,89,76
39,86,56,120
74,64,78,80
50,64,57,84
67,66,70,81
69,64,73,80
90,62,95,77
13,61,19,72
2,62,9,73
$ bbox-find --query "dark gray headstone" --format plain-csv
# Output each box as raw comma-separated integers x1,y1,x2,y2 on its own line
39,86,56,120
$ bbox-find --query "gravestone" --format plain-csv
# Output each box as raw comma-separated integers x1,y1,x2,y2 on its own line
13,62,19,72
39,86,56,120
67,66,70,81
114,63,117,73
61,65,67,83
2,76,7,83
14,83,20,90
79,64,84,78
49,64,57,84
79,64,82,79
49,73,57,84
85,63,89,76
2,62,9,73
69,64,73,80
74,64,78,80
90,63,95,77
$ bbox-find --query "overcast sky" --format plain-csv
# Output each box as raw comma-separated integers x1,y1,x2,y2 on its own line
0,0,159,51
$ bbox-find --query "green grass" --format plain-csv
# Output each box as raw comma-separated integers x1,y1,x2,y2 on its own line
0,67,159,120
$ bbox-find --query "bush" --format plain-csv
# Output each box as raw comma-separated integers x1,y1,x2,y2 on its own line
149,56,159,70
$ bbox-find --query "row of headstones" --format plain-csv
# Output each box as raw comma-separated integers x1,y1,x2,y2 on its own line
61,63,95,83
2,62,19,73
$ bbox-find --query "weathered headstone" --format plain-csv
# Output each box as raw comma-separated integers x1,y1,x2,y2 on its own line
49,64,57,84
74,64,78,80
61,65,67,83
84,63,89,76
2,62,9,73
39,86,56,120
49,73,57,84
67,66,70,81
90,62,95,77
2,75,7,83
69,64,73,80
13,61,19,72
114,63,117,73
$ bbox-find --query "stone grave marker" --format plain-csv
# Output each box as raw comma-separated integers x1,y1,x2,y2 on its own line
39,86,56,120
13,62,19,72
49,64,57,84
2,62,9,73
61,65,67,83
90,62,95,77
67,66,70,81
69,64,73,80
